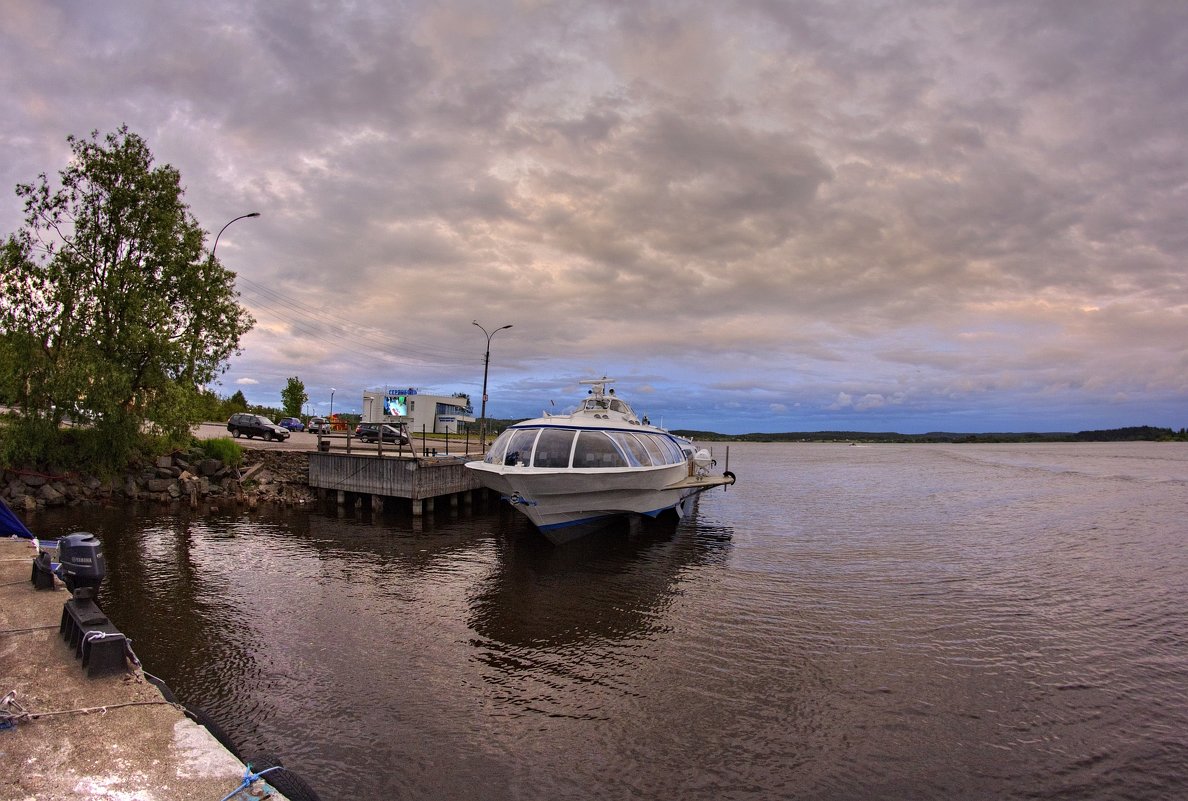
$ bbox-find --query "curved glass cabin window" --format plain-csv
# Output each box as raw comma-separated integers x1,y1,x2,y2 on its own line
656,434,686,464
489,428,539,466
486,427,685,468
636,433,668,465
532,428,576,468
607,432,652,466
483,429,515,464
648,433,686,465
573,430,628,468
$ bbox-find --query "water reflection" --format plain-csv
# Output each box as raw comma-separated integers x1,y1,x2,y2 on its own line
469,511,732,649
28,496,734,798
23,442,1188,801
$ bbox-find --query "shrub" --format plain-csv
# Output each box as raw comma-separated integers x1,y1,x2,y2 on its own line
197,437,243,468
0,417,146,476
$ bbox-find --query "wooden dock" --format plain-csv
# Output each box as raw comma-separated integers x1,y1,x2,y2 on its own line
307,451,490,515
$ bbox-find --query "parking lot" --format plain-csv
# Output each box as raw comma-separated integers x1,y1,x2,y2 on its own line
193,421,482,457
194,421,318,450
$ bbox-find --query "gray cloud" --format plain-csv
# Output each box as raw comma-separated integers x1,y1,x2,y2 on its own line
2,0,1186,432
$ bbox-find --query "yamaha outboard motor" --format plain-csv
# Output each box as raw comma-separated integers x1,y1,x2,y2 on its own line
55,532,106,595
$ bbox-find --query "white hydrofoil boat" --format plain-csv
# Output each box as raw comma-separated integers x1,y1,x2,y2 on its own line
466,378,735,544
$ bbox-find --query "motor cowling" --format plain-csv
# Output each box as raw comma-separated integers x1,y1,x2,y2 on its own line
55,532,106,594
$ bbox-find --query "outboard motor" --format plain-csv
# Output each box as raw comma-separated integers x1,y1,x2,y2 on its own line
54,532,106,595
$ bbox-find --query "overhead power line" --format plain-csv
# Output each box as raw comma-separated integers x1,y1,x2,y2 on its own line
235,276,485,370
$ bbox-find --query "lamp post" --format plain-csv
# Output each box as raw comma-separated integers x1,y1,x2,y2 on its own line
330,388,336,420
473,321,512,449
211,212,261,259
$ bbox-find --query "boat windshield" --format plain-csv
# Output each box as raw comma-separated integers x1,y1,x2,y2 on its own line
502,428,540,466
483,428,539,466
580,397,634,416
484,426,686,469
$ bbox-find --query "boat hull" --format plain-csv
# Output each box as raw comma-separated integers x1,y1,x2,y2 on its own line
467,461,728,544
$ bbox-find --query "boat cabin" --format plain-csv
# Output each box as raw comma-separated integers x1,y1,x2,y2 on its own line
483,426,687,469
578,396,638,421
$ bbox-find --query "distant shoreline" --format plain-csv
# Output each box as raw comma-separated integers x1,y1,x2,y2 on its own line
667,425,1187,444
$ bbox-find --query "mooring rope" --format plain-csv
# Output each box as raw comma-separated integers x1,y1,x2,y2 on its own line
0,691,178,727
0,624,59,635
219,763,283,801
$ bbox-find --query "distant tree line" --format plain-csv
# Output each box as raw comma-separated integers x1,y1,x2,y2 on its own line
670,426,1188,443
473,419,1186,444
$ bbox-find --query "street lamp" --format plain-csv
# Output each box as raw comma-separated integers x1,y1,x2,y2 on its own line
473,321,512,449
330,388,336,420
211,212,261,259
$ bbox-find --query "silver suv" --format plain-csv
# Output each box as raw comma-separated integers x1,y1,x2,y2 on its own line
226,413,290,441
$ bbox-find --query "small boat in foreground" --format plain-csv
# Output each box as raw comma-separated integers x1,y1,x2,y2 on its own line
465,378,735,544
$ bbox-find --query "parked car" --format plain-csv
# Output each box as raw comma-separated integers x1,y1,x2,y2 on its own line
307,417,329,434
278,417,305,432
226,413,290,441
355,422,409,444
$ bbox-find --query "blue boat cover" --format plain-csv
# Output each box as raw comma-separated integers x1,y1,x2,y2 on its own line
0,496,34,539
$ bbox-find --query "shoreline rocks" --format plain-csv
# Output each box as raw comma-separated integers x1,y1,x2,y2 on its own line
2,450,316,512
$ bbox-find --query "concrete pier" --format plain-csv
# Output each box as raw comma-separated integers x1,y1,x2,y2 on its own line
308,451,490,516
0,537,291,800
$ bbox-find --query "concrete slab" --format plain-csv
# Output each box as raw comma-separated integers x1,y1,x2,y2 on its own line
1,537,288,800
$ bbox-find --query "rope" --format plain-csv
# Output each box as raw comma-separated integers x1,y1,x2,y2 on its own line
0,624,58,636
219,763,282,801
124,640,142,669
29,699,179,719
0,693,176,726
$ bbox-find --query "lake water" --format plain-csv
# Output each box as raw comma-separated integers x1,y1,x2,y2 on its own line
28,442,1188,800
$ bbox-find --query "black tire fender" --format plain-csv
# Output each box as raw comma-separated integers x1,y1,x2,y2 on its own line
185,705,241,760
143,673,178,705
244,753,323,801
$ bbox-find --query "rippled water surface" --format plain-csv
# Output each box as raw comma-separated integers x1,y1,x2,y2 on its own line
32,443,1188,800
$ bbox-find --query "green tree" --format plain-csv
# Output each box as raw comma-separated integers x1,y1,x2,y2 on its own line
0,126,254,470
280,376,308,419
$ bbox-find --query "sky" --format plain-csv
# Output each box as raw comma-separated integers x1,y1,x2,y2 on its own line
2,0,1186,434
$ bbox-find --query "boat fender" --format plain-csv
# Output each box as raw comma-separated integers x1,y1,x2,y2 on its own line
185,705,242,760
143,673,178,705
724,471,736,484
243,753,324,801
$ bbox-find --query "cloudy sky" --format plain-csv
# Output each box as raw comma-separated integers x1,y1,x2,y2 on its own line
3,1,1186,434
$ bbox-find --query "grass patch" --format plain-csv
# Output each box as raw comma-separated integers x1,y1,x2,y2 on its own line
196,436,244,468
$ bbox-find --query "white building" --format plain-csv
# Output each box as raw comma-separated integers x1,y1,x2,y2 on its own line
361,387,475,434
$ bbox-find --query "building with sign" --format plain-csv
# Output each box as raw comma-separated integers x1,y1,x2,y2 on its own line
361,388,475,434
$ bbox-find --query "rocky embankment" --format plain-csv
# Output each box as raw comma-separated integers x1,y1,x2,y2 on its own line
2,449,316,512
